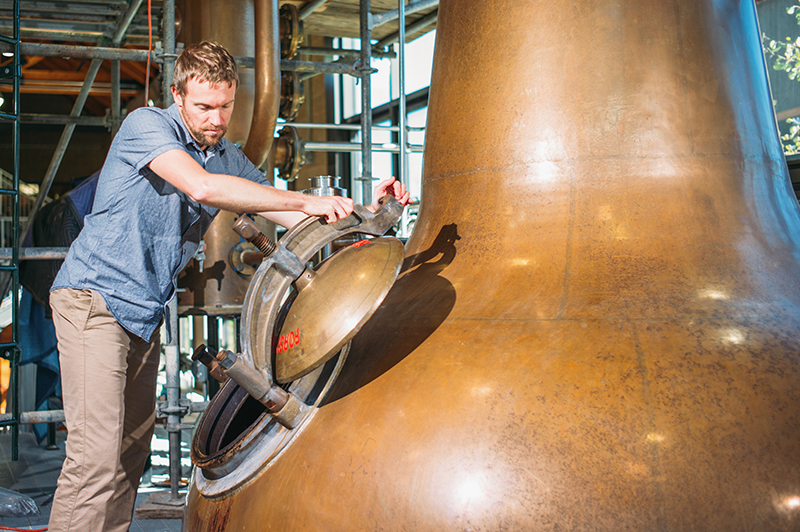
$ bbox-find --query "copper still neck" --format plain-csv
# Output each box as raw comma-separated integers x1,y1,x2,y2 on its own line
182,0,279,166
415,0,800,319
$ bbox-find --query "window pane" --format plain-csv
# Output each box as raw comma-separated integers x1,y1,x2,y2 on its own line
407,108,427,202
403,30,436,95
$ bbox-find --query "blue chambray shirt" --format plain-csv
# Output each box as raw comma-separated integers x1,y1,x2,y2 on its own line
52,104,268,341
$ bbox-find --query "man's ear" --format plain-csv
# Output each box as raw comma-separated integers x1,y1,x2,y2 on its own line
171,86,182,106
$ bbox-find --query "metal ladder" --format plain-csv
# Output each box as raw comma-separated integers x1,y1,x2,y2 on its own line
0,0,23,460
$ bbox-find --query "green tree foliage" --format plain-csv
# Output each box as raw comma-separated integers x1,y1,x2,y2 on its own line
763,5,800,154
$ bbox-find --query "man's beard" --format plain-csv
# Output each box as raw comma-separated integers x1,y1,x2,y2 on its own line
189,124,227,148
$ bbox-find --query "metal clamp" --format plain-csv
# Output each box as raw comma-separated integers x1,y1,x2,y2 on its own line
193,197,404,428
240,194,403,374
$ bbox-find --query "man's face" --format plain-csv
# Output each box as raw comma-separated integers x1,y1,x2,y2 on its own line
172,77,236,149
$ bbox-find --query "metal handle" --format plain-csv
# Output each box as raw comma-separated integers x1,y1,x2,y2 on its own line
214,349,308,429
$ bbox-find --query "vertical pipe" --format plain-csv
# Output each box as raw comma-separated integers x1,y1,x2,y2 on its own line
193,316,208,398
359,0,373,206
206,317,220,399
397,0,408,189
160,0,181,500
162,0,176,108
46,396,57,450
10,0,20,461
165,304,181,500
242,0,280,169
111,59,121,138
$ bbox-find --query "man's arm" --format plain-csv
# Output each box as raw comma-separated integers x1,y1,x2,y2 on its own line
257,177,412,229
148,149,353,222
258,210,307,229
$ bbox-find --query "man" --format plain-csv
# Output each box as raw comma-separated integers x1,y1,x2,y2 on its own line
48,41,409,532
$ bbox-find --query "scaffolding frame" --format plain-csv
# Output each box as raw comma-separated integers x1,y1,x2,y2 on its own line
0,0,22,460
0,0,433,496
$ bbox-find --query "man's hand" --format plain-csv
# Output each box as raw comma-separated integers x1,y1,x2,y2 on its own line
303,195,354,223
371,177,411,212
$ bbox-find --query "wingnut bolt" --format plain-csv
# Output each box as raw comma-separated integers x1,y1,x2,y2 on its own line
216,349,238,370
233,216,277,257
191,344,228,383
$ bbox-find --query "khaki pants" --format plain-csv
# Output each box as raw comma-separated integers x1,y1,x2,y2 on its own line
49,288,161,532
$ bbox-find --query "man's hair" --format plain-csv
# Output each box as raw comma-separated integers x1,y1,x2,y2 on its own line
172,41,239,98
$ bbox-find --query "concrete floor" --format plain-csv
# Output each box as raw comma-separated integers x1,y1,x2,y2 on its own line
0,427,186,531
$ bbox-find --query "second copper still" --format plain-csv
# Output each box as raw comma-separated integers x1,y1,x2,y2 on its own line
177,0,281,314
184,0,800,530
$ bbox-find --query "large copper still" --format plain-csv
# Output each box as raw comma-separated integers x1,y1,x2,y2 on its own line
184,0,800,529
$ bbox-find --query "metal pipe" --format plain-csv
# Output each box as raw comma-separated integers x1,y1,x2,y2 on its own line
0,27,149,45
0,15,127,33
279,121,404,131
280,58,358,76
0,42,160,62
299,46,396,59
359,0,373,205
297,57,354,82
111,59,121,137
303,141,423,153
0,42,362,77
110,0,145,44
0,410,65,425
0,1,120,17
298,0,328,19
375,9,438,49
242,0,280,169
159,0,182,501
0,247,69,260
9,0,19,462
162,0,175,107
397,0,408,189
165,299,181,500
17,114,109,126
192,317,208,399
12,78,139,96
371,0,438,27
